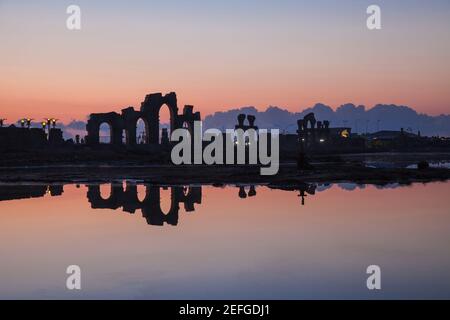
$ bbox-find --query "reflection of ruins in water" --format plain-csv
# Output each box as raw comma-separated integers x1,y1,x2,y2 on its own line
2,181,404,226
236,184,316,205
0,182,319,225
87,184,202,226
270,183,317,205
0,184,63,201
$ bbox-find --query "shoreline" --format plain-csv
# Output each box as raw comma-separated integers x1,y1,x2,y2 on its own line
1,162,449,186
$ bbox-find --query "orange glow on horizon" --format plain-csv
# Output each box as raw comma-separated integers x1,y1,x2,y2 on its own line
1,1,449,123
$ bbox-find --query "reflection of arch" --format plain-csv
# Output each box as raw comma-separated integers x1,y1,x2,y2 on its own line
177,186,202,212
99,184,112,200
87,184,202,226
159,187,172,215
121,183,142,213
141,186,179,226
87,184,124,209
136,184,147,202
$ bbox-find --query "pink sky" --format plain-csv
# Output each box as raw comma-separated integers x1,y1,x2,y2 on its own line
1,1,449,123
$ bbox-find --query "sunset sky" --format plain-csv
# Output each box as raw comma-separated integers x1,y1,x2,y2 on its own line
1,0,449,123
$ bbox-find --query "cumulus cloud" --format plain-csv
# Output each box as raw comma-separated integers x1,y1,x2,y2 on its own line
204,103,450,137
48,103,450,140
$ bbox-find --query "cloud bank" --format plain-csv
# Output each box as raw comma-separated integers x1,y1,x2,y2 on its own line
204,104,450,137
41,104,450,140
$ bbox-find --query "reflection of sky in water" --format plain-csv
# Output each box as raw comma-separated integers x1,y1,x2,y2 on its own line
0,182,450,299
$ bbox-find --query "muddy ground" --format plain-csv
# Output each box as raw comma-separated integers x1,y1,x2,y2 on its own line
0,162,449,187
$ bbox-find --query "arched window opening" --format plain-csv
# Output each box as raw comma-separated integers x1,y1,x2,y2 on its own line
136,118,148,144
99,123,112,144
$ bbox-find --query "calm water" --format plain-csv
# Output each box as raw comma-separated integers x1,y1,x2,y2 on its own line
0,181,449,299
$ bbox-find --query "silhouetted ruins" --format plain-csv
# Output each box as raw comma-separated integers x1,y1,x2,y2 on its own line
86,92,200,145
235,114,258,131
1,91,449,162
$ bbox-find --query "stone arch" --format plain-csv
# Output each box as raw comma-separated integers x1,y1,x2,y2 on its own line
177,105,200,139
120,107,141,146
99,122,112,144
87,92,201,146
158,104,173,144
86,112,123,145
136,117,149,144
140,92,179,144
303,112,316,130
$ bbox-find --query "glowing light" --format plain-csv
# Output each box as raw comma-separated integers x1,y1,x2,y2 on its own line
341,129,350,138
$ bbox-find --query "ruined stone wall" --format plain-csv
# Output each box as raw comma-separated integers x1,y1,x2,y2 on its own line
86,92,201,146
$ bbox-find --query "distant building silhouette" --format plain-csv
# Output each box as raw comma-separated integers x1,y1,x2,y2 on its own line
0,125,64,150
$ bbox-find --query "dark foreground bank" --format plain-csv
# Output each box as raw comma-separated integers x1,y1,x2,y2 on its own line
0,161,449,185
